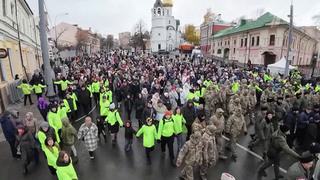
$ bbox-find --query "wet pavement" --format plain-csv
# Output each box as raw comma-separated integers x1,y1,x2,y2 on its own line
0,94,299,180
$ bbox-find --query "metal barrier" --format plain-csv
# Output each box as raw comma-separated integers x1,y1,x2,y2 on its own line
8,79,24,103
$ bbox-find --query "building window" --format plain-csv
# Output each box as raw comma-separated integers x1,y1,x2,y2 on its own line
241,39,243,47
251,37,255,46
213,43,215,47
169,20,171,24
2,0,6,16
217,49,221,54
228,41,230,45
270,35,275,45
225,41,226,46
233,48,235,53
154,9,156,15
234,40,236,45
10,2,14,16
256,36,260,46
167,10,169,15
157,8,161,16
158,33,160,36
245,38,247,47
212,50,215,54
283,36,286,46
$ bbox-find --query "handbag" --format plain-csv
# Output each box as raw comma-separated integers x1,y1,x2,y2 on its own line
81,127,90,141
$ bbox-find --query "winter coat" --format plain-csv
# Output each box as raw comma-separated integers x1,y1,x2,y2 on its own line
268,130,299,158
56,158,78,180
23,116,38,135
48,110,62,130
124,98,134,111
38,98,49,119
153,103,167,121
257,117,274,140
172,114,186,134
286,162,310,180
38,126,60,150
0,114,16,142
135,98,145,119
61,118,77,146
125,124,137,140
16,131,35,165
78,89,91,105
169,91,179,110
161,96,172,110
284,111,299,135
77,123,98,151
105,110,123,126
182,103,196,126
17,83,32,95
100,100,110,116
209,113,225,134
142,107,156,122
298,111,311,129
136,124,158,148
43,144,60,168
158,117,176,138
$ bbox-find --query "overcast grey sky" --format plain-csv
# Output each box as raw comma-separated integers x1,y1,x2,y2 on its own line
27,0,320,38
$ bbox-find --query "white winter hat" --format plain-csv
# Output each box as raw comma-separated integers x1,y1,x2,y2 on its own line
221,173,235,180
109,103,115,109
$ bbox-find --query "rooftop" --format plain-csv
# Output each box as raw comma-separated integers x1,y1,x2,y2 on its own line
213,12,288,38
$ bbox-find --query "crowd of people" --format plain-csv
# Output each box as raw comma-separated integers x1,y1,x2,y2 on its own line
1,50,320,180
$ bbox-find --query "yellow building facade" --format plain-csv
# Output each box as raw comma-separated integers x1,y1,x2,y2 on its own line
0,0,42,113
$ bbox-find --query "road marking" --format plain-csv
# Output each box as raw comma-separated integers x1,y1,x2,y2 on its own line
223,135,287,174
75,105,97,122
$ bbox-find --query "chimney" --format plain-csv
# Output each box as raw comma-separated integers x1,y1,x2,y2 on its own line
218,14,221,21
240,19,246,26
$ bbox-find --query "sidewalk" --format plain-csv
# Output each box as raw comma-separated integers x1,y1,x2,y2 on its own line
0,95,43,142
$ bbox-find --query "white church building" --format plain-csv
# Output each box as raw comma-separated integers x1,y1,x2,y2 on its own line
151,0,182,53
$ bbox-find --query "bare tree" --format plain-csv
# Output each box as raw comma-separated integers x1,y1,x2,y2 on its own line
313,13,320,29
130,19,149,52
202,8,217,25
75,29,89,55
106,35,114,50
55,27,69,48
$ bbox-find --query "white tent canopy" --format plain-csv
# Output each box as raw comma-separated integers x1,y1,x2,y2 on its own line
267,57,296,76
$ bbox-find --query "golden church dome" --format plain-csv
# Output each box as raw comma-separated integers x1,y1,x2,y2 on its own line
162,0,173,7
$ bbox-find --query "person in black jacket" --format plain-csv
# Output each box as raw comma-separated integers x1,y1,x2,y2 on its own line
124,121,136,152
135,94,145,126
78,85,92,115
182,99,196,141
283,106,300,148
124,94,134,120
141,101,157,128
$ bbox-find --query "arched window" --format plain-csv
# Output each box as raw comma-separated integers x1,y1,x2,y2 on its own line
217,49,222,54
154,9,156,15
157,8,161,16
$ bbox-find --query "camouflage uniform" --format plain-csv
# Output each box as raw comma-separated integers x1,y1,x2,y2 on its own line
200,125,217,180
260,87,274,106
204,85,218,118
228,98,242,115
248,89,257,124
191,118,206,135
225,108,247,158
176,132,204,180
226,84,235,115
274,99,286,130
217,85,227,111
240,89,249,116
209,108,227,159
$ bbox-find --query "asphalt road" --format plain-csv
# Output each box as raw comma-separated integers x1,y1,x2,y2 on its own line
0,95,299,180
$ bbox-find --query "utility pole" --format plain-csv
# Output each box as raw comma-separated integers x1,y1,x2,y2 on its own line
284,3,293,77
39,0,55,97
